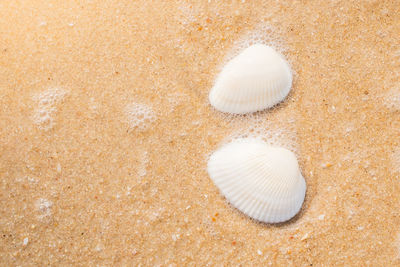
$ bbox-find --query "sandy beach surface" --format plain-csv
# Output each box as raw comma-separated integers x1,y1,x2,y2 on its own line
1,0,400,265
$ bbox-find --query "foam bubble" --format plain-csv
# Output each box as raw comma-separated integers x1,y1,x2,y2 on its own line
32,87,68,130
138,151,149,177
176,1,199,25
390,146,400,174
218,112,298,154
167,92,189,112
35,198,53,220
207,24,297,155
382,85,400,111
225,24,289,65
89,97,98,112
396,232,400,259
125,103,156,131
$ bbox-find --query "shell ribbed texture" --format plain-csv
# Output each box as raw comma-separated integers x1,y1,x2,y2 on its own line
209,44,292,114
207,138,306,223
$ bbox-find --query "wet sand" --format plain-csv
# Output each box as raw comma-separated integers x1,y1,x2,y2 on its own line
1,0,400,265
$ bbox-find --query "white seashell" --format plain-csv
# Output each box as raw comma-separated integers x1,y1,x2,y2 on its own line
207,138,306,223
209,44,293,114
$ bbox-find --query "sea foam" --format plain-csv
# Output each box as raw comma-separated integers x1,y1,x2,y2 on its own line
125,102,156,131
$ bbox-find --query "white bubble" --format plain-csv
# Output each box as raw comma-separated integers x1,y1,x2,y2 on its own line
382,85,400,111
32,87,68,131
396,232,400,258
390,146,400,174
94,243,104,252
125,103,156,131
167,92,188,111
138,151,149,177
35,198,53,220
176,1,198,25
56,163,61,173
222,113,298,154
225,23,289,66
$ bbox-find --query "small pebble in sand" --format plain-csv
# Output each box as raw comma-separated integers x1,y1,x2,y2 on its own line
56,163,61,173
22,237,29,246
257,249,263,255
132,249,138,256
172,234,180,241
318,214,325,220
301,233,310,241
321,162,332,168
27,176,38,183
95,243,103,252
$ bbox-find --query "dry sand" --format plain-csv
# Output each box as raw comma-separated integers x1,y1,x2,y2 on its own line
1,0,400,265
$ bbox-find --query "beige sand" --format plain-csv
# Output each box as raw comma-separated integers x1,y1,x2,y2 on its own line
1,0,400,265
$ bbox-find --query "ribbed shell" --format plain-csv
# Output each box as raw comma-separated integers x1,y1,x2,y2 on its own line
209,44,292,114
207,138,306,223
